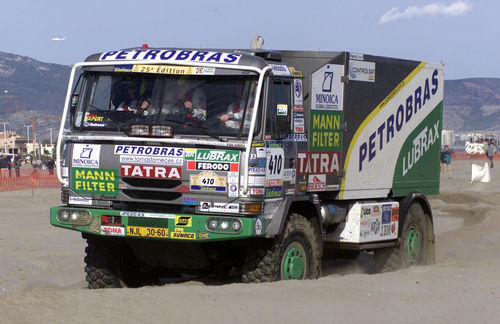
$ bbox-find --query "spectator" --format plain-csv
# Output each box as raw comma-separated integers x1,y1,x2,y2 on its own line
13,155,21,177
0,154,9,177
486,142,496,168
46,158,55,175
440,145,452,178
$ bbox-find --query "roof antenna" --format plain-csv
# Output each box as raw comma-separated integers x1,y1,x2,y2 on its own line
250,35,264,50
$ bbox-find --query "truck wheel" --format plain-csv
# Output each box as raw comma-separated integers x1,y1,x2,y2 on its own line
374,203,435,272
242,213,321,283
84,237,153,288
84,237,122,288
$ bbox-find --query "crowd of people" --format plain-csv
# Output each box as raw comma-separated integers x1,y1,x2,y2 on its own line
0,154,56,178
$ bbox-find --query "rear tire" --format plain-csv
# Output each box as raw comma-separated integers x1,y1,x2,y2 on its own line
242,213,321,283
374,203,435,272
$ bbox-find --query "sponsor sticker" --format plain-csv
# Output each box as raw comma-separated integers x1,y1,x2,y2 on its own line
83,113,106,128
248,167,266,175
120,211,175,219
277,104,288,116
175,215,192,227
283,168,296,184
250,187,265,195
348,60,375,82
100,49,241,64
227,171,239,197
311,64,344,111
189,161,233,171
131,64,215,75
68,196,92,205
248,176,265,187
101,226,125,236
114,145,184,157
264,186,282,198
270,64,291,76
297,152,340,175
72,144,101,168
190,171,227,192
182,196,196,205
289,67,303,77
308,174,326,191
101,215,121,226
200,201,239,213
310,110,342,152
382,204,392,224
294,79,303,105
254,218,263,235
185,149,240,163
121,164,181,179
256,147,266,158
199,232,210,239
170,228,196,240
119,155,183,166
73,168,119,195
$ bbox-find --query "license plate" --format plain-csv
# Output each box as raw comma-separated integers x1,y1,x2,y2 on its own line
126,226,169,238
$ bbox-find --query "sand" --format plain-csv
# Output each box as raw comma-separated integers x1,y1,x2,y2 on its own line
1,160,499,323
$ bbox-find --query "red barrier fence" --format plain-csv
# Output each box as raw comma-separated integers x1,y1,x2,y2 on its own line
453,152,499,161
0,169,61,192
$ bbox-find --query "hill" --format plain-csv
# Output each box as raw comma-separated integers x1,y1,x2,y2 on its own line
443,78,500,133
0,50,499,140
0,51,70,141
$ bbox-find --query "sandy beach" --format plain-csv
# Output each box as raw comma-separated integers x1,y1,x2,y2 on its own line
1,160,499,323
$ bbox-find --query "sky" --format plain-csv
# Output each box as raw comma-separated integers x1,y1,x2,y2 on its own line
0,0,495,79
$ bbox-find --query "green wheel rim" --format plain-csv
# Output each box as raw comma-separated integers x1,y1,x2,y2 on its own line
405,226,421,264
281,242,306,280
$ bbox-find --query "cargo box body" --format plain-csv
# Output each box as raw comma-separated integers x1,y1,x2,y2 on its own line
278,51,443,200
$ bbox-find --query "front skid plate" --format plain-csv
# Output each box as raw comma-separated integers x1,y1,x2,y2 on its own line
50,206,259,242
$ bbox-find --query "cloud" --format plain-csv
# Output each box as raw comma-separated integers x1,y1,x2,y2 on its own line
51,37,66,41
379,0,472,24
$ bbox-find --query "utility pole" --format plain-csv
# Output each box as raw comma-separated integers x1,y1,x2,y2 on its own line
49,128,54,145
0,121,7,154
25,125,32,155
32,120,36,158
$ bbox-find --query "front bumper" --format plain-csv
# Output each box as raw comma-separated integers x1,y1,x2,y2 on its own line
50,206,263,242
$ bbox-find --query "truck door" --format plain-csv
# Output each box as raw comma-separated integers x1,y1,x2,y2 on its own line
264,78,294,198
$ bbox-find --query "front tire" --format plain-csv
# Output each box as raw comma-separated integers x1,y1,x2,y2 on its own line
84,237,155,289
374,203,435,272
242,213,321,283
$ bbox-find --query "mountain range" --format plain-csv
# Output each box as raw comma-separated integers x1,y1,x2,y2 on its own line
0,50,499,142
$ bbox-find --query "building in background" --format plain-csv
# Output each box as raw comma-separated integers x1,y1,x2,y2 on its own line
441,130,455,149
0,131,29,155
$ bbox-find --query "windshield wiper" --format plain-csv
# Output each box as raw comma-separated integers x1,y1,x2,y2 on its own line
163,118,227,142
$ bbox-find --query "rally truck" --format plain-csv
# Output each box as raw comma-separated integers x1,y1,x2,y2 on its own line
50,43,442,288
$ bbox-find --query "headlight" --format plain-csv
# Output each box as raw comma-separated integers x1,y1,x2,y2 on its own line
205,217,243,234
56,208,92,226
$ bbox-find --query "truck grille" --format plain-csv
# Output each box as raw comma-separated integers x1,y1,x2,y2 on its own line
128,217,169,228
122,178,182,189
122,190,182,201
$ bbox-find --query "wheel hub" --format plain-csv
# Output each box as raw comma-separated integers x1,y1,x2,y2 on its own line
405,226,421,264
282,243,306,280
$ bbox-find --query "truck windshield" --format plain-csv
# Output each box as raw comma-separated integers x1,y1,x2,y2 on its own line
74,71,259,137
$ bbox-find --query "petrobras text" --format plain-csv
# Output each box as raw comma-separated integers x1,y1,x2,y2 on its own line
114,145,184,157
100,50,241,64
358,69,439,172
